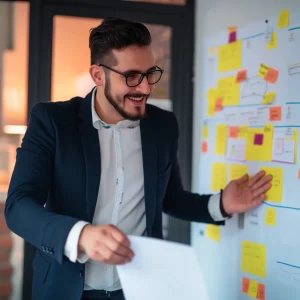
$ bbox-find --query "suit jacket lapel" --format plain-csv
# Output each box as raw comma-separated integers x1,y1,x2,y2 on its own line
77,90,101,222
140,113,158,234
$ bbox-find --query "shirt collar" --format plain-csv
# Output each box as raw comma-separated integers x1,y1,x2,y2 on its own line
91,87,140,130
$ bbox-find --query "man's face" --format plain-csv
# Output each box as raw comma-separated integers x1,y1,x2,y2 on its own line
104,45,156,121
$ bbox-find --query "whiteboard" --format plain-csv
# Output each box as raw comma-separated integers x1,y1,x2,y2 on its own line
191,10,300,300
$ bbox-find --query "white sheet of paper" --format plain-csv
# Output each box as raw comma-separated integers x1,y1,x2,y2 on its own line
272,130,295,164
116,236,209,300
226,138,246,161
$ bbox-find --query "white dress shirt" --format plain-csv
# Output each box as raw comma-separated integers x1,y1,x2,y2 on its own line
64,88,225,291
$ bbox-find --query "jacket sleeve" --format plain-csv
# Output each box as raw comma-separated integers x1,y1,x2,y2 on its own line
162,114,224,225
5,103,80,264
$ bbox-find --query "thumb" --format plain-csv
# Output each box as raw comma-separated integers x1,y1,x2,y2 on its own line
235,173,249,185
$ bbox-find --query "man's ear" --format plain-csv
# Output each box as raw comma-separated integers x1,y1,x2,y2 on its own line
89,65,104,86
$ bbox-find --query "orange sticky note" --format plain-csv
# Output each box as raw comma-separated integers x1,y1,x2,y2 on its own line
257,283,265,300
215,97,223,111
229,126,239,138
265,67,279,83
201,141,208,153
242,277,250,293
298,169,300,179
236,69,247,83
269,106,281,121
228,26,237,33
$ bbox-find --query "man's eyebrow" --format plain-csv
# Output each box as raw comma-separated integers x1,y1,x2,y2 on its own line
122,66,157,73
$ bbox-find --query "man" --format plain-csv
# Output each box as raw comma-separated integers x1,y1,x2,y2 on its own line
5,17,272,300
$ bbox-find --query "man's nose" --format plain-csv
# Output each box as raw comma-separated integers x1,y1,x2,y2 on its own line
136,76,151,95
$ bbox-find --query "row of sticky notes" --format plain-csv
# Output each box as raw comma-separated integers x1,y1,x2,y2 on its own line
242,278,265,300
215,124,274,162
211,162,283,202
216,10,289,75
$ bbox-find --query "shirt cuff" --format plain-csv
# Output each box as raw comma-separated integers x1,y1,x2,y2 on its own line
208,194,227,221
64,221,90,263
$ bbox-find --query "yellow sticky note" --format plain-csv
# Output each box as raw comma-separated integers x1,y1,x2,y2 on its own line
241,241,266,278
247,280,259,298
277,10,289,28
215,124,227,155
245,124,273,162
217,76,240,106
206,224,221,242
267,32,277,50
261,92,276,104
207,88,216,116
265,208,276,226
229,164,248,181
293,130,298,164
258,63,269,79
202,124,208,139
211,163,227,191
260,167,283,202
238,126,248,138
218,40,242,72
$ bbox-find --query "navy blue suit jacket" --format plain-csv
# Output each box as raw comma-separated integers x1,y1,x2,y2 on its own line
5,89,220,299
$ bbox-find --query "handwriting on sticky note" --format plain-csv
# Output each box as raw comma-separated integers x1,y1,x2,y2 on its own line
201,141,208,153
242,277,250,293
247,280,258,298
260,167,283,202
218,40,242,72
230,164,248,181
206,224,220,242
277,9,289,28
215,124,227,155
241,241,266,278
217,76,240,106
265,208,276,226
269,106,281,121
236,69,247,83
229,126,239,138
254,133,264,145
211,162,227,191
265,67,279,83
261,92,276,104
215,97,223,111
257,283,265,300
267,31,277,50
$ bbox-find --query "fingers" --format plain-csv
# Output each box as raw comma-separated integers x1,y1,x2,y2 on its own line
248,193,265,209
90,242,130,265
247,170,266,187
251,182,272,199
103,235,134,259
235,173,249,185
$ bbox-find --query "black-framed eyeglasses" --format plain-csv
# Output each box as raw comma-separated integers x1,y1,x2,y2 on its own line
99,64,164,87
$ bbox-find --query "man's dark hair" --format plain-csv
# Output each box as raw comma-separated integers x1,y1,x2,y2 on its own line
89,17,152,66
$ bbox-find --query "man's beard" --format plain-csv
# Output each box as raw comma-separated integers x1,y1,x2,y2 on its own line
104,78,148,121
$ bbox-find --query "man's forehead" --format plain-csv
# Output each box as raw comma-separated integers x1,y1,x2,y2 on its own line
112,45,156,70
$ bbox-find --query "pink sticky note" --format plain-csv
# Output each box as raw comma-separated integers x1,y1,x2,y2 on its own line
229,31,237,43
254,134,264,145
